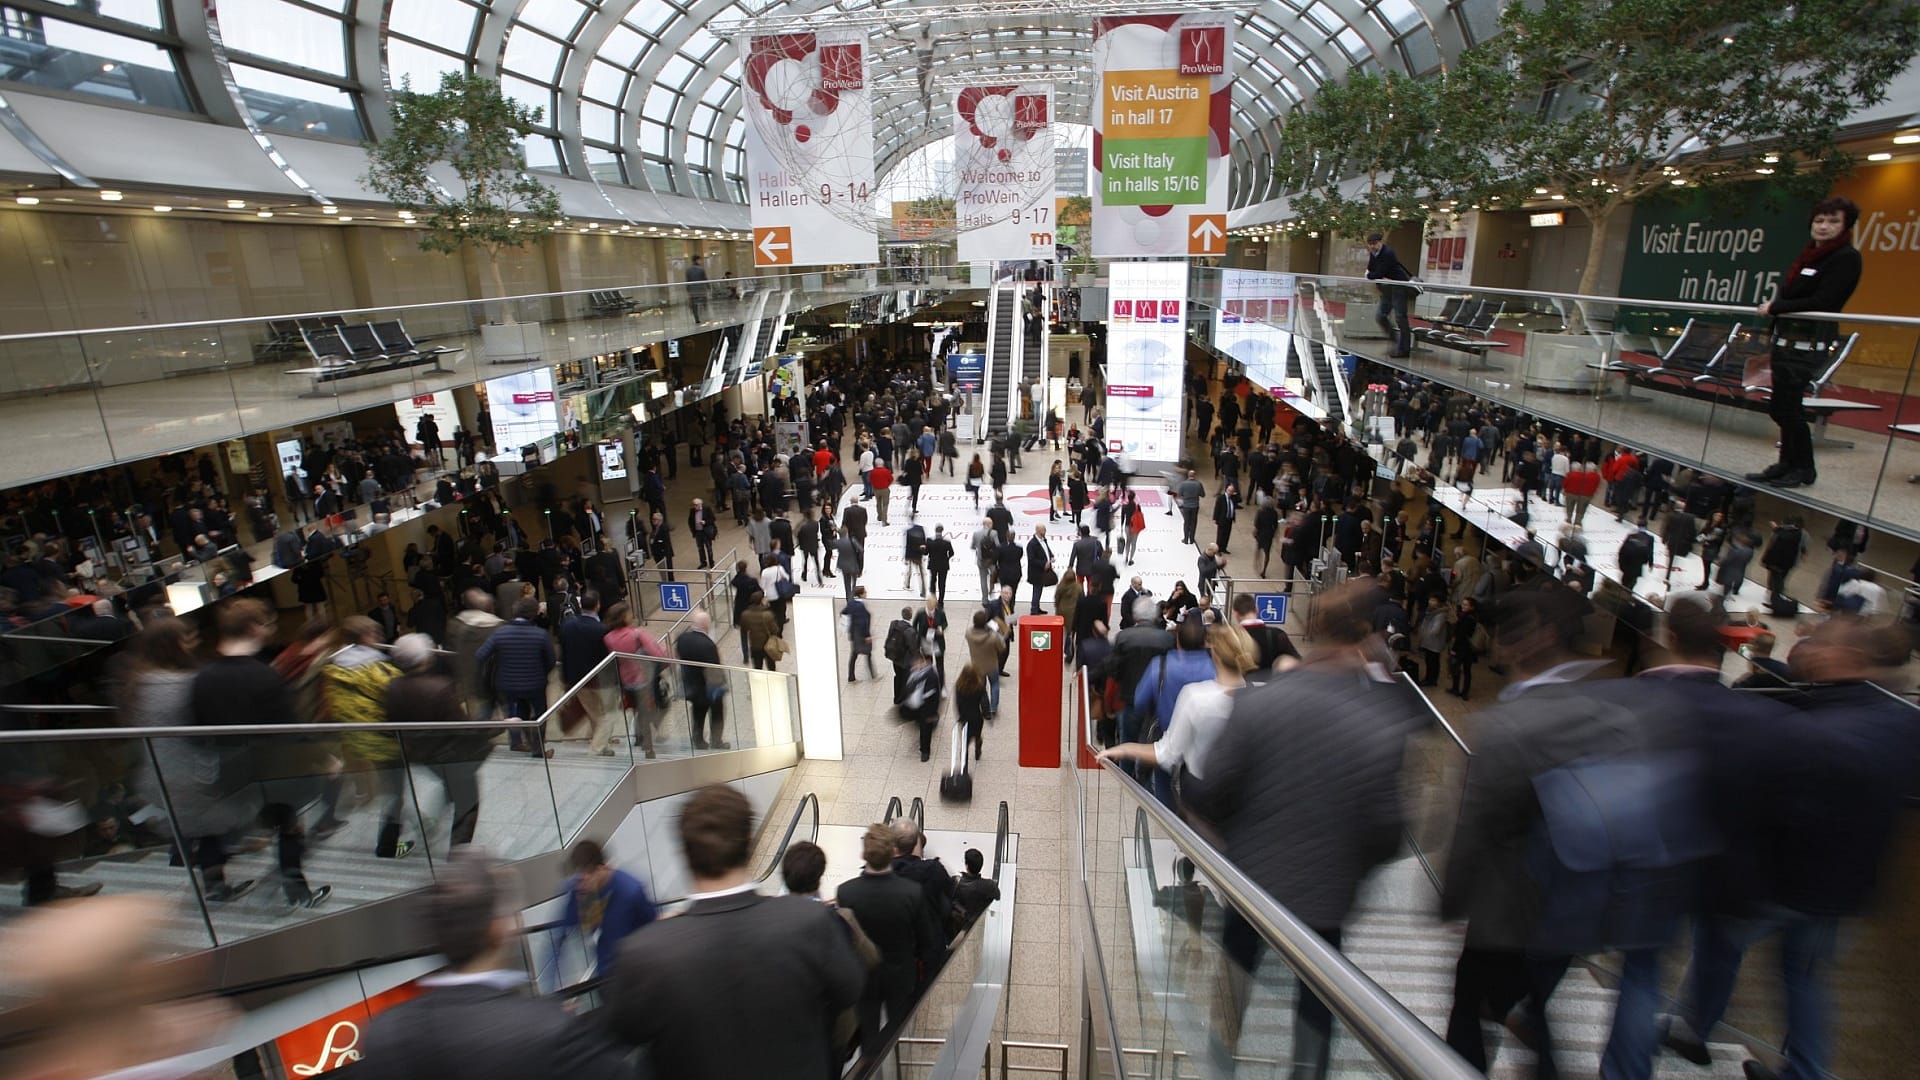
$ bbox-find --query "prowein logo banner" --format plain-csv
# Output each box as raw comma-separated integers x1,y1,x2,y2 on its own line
1178,26,1225,76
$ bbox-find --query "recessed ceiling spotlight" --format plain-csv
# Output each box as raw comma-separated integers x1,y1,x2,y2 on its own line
338,216,354,222
154,205,173,212
100,62,116,72
99,190,123,201
322,205,339,214
15,195,39,205
228,199,247,209
257,210,273,217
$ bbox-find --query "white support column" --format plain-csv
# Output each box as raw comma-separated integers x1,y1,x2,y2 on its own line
789,594,845,760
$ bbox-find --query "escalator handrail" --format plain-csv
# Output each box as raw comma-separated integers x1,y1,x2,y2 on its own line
991,800,1011,878
1081,714,1480,1080
908,796,924,831
883,795,904,824
1396,670,1472,756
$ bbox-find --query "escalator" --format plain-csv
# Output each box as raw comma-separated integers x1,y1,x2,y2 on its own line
1021,285,1047,391
983,282,1020,440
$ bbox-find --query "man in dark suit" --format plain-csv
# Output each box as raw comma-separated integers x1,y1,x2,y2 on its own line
676,609,727,748
836,823,943,1056
1025,525,1054,615
605,785,863,1078
1364,231,1414,358
358,857,631,1079
558,590,615,756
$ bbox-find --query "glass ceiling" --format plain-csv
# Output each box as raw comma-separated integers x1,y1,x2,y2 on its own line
0,0,1493,210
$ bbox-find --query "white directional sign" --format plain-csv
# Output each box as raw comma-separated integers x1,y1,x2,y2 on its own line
741,30,879,267
953,84,1057,264
1091,14,1235,258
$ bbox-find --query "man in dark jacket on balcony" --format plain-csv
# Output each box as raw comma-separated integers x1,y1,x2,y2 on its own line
476,597,556,758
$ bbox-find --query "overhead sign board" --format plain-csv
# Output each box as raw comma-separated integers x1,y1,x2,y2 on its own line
954,84,1057,263
742,30,879,267
1091,14,1235,258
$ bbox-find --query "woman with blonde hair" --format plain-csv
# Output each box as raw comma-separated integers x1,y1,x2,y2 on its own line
1098,621,1256,815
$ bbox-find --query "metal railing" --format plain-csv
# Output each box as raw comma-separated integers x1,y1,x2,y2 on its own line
1070,667,1481,1080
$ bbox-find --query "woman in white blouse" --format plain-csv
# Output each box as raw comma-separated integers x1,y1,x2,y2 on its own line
1098,621,1256,800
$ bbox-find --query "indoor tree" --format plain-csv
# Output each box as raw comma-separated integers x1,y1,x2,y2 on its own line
364,72,564,322
1468,0,1920,300
1271,67,1511,239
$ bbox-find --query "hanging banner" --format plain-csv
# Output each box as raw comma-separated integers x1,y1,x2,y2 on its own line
954,84,1057,263
1091,15,1234,259
1104,261,1189,463
741,30,879,267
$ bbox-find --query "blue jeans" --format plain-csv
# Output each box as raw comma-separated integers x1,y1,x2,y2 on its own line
1600,947,1667,1080
986,668,1000,715
1680,907,1840,1080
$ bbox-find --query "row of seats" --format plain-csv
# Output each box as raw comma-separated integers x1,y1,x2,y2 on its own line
288,320,459,392
1629,317,1861,412
1414,296,1506,357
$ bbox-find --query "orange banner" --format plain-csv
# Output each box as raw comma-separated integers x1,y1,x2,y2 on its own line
1828,160,1920,368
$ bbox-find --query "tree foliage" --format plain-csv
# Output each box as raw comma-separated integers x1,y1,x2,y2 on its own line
1469,0,1918,293
364,73,564,259
1272,68,1514,237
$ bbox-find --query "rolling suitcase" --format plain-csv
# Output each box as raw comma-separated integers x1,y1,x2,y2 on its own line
939,721,973,802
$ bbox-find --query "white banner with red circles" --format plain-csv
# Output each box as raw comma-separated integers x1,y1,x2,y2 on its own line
952,84,1057,263
740,30,879,268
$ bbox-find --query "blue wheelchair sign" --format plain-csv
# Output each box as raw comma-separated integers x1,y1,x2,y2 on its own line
1253,593,1289,625
658,582,692,612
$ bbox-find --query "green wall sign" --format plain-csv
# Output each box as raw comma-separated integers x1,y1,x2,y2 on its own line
1617,188,1805,310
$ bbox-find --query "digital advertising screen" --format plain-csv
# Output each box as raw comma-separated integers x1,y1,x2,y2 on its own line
485,368,559,455
1212,269,1297,392
1103,260,1189,462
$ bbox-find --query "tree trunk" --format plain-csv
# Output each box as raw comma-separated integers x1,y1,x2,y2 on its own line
1566,203,1619,336
485,245,511,325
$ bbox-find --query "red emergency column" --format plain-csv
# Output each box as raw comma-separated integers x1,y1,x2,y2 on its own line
1016,615,1064,768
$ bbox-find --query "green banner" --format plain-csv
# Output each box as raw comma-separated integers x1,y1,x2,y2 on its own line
1100,137,1208,206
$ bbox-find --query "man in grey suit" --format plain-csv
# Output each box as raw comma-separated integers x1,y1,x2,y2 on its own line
604,785,864,1078
358,856,631,1079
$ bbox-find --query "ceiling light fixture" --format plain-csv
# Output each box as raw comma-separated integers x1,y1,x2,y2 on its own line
338,216,354,222
99,190,123,201
1868,151,1893,161
154,205,173,212
1894,134,1920,145
322,205,339,214
228,199,246,209
15,195,39,205
257,210,273,218
100,62,116,72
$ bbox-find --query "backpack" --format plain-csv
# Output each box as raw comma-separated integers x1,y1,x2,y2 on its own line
883,621,915,664
1526,749,1718,955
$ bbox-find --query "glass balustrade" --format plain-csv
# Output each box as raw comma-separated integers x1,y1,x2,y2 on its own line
0,651,798,957
0,267,959,489
1070,671,1480,1080
1185,267,1920,546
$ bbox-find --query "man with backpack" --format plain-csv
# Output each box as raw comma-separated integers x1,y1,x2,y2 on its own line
883,607,917,705
1441,588,1670,1078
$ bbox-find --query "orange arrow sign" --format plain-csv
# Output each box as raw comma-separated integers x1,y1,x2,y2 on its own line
754,226,793,266
1188,214,1226,255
